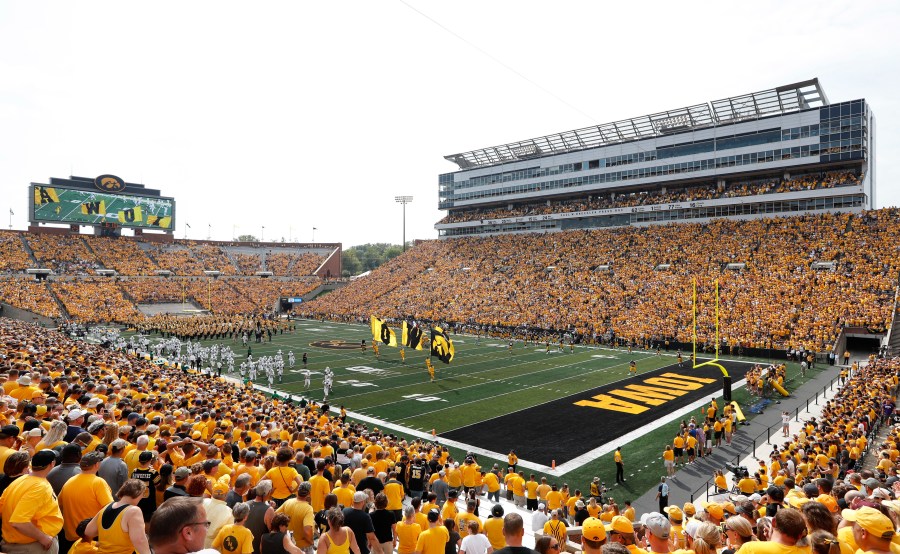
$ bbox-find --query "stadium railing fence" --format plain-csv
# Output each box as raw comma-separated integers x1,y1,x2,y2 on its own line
687,371,880,503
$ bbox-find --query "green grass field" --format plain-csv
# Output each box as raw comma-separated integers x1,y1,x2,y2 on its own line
173,319,818,503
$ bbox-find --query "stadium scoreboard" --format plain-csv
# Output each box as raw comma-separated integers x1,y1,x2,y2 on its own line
29,175,175,231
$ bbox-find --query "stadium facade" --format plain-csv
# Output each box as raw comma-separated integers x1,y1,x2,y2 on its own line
436,79,874,237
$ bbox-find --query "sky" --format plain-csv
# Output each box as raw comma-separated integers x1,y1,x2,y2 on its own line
1,1,898,248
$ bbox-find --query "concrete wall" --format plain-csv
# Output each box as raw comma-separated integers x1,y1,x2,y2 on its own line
0,303,56,327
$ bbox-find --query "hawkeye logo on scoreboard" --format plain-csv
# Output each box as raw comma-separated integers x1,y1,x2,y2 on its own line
94,174,126,193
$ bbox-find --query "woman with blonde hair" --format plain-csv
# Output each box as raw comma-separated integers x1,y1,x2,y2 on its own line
689,521,723,554
103,422,119,446
36,420,68,451
721,516,754,554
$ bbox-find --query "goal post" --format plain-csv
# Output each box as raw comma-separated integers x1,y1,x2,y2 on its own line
692,278,731,399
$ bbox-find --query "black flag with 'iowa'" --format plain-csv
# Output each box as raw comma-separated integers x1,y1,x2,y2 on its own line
370,316,397,347
402,321,424,350
431,326,454,364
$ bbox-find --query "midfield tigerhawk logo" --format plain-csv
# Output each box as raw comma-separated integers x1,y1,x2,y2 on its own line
309,340,359,350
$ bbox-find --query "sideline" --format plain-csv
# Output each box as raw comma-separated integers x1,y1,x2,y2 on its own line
238,372,750,477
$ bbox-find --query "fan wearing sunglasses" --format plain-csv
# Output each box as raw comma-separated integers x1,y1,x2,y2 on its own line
535,536,559,554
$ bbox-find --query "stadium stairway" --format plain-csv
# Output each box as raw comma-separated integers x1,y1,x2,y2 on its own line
44,280,70,319
860,421,893,474
17,234,39,266
285,254,299,274
887,287,900,356
118,281,138,305
80,237,107,270
628,361,844,516
223,248,243,273
138,242,162,266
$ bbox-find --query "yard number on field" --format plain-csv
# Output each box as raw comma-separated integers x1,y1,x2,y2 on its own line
402,393,448,402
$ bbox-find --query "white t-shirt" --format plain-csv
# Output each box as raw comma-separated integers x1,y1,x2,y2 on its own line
460,532,492,554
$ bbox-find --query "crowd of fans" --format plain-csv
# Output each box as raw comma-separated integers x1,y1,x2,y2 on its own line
0,233,327,281
0,231,331,323
232,253,263,276
0,317,897,554
228,278,321,312
27,234,101,275
438,171,861,225
0,232,30,274
120,278,189,304
292,252,328,276
51,279,140,324
82,237,159,276
307,208,900,352
0,277,61,318
266,253,298,275
1,275,321,323
149,244,225,276
266,252,327,276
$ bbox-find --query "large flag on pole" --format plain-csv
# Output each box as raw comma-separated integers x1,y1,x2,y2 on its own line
402,321,423,350
370,316,397,347
430,326,454,364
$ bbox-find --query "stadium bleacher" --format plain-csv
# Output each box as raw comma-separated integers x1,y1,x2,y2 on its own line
0,315,897,554
0,231,31,274
0,276,61,317
83,235,159,275
51,278,141,323
25,233,100,275
306,208,900,352
0,233,329,323
439,171,861,225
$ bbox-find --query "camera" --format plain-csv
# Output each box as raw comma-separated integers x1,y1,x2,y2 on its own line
725,462,749,478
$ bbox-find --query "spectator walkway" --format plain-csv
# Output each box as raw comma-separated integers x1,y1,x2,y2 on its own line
630,360,848,515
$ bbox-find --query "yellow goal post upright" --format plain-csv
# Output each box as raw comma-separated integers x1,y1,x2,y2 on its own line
692,278,732,400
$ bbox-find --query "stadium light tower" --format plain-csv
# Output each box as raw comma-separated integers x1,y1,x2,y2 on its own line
395,196,413,251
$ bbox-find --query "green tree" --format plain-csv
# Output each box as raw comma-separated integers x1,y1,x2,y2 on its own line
237,234,258,242
342,243,406,275
342,249,362,276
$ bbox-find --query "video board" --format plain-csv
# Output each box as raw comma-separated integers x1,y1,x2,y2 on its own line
30,184,175,230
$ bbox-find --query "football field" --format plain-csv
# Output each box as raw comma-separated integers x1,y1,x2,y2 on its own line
178,318,812,501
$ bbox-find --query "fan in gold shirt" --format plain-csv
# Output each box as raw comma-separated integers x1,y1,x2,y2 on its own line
0,449,64,552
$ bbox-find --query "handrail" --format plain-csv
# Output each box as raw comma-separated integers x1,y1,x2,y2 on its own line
688,371,842,502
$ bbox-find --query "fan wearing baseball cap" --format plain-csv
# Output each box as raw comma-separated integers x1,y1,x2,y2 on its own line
58,451,113,553
0,424,21,471
640,512,671,554
606,515,648,554
664,506,686,550
842,507,895,554
0,449,64,552
415,509,449,554
579,517,607,554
